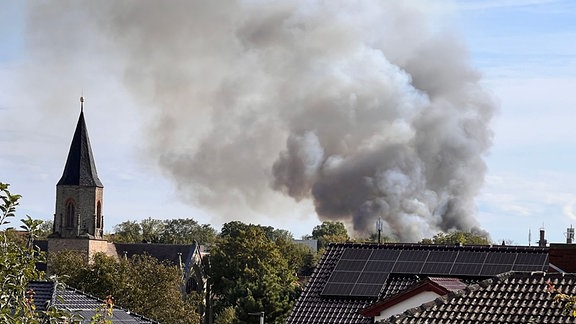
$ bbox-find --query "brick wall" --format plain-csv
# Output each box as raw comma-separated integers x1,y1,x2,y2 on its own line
54,186,103,239
47,238,118,264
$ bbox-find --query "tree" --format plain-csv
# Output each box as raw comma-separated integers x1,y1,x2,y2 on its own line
210,222,300,324
36,220,53,239
0,183,45,322
0,183,82,323
111,218,217,245
140,217,164,243
311,221,350,249
419,230,491,245
49,251,202,323
112,220,143,243
160,218,216,245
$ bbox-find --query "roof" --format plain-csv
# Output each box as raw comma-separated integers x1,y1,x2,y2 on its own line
57,110,103,187
113,242,197,268
380,271,576,323
286,243,550,324
361,277,467,318
28,281,158,323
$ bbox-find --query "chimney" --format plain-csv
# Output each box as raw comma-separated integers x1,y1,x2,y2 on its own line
567,226,575,244
538,228,547,247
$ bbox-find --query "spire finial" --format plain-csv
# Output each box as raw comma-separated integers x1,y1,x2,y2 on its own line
80,96,84,112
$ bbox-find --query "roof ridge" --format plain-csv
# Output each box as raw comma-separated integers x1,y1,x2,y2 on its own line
326,242,549,252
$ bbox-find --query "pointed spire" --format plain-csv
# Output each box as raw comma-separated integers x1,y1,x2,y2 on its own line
57,98,103,187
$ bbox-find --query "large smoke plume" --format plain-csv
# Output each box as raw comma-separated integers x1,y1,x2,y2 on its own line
25,1,494,241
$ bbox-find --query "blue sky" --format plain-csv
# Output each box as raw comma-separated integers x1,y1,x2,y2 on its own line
1,0,576,244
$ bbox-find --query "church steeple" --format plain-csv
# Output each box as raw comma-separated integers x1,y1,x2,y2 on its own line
53,97,104,239
57,97,103,187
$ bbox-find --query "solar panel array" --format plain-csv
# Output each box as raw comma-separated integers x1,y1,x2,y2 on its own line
321,247,549,298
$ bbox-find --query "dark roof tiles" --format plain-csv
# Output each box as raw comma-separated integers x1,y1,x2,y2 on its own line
382,272,576,323
28,281,157,323
287,242,551,324
113,242,196,267
57,111,103,187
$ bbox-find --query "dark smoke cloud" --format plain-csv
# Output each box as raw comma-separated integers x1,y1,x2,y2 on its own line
24,1,495,241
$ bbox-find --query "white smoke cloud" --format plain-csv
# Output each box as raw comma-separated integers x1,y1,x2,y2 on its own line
22,0,495,241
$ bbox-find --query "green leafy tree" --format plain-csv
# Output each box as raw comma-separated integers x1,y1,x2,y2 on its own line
311,221,350,249
0,183,84,323
49,251,202,323
112,220,143,243
0,183,45,322
36,219,53,239
111,218,217,245
140,217,164,243
214,306,236,324
160,218,217,245
420,230,491,245
210,222,300,324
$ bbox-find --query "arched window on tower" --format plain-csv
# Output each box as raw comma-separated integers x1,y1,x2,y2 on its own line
65,199,75,228
96,201,102,229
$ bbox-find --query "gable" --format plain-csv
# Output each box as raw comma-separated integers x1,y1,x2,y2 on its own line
362,277,467,319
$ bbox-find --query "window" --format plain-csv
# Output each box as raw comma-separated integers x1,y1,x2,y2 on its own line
96,201,102,229
65,199,75,227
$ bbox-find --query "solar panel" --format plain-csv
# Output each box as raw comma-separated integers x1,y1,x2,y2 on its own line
481,264,514,275
364,260,395,272
455,251,487,264
322,246,550,298
513,264,546,271
393,261,424,273
350,284,382,297
421,262,453,274
427,251,457,262
369,249,401,261
341,248,372,260
322,248,389,297
485,252,517,264
398,250,429,262
329,271,361,283
335,260,367,271
450,263,481,275
357,272,389,284
515,253,547,265
322,283,354,296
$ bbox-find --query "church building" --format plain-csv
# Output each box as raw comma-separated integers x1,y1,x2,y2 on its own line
42,97,205,297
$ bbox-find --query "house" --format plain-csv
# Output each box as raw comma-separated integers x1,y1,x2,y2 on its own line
286,242,550,324
28,280,158,323
360,277,467,321
378,271,576,323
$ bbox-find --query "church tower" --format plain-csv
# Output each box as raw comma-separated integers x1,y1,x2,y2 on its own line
52,97,104,239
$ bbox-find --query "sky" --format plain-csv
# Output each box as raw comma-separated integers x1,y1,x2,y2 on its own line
1,0,576,245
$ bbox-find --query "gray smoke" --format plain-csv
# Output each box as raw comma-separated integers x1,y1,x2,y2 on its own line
24,1,494,241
